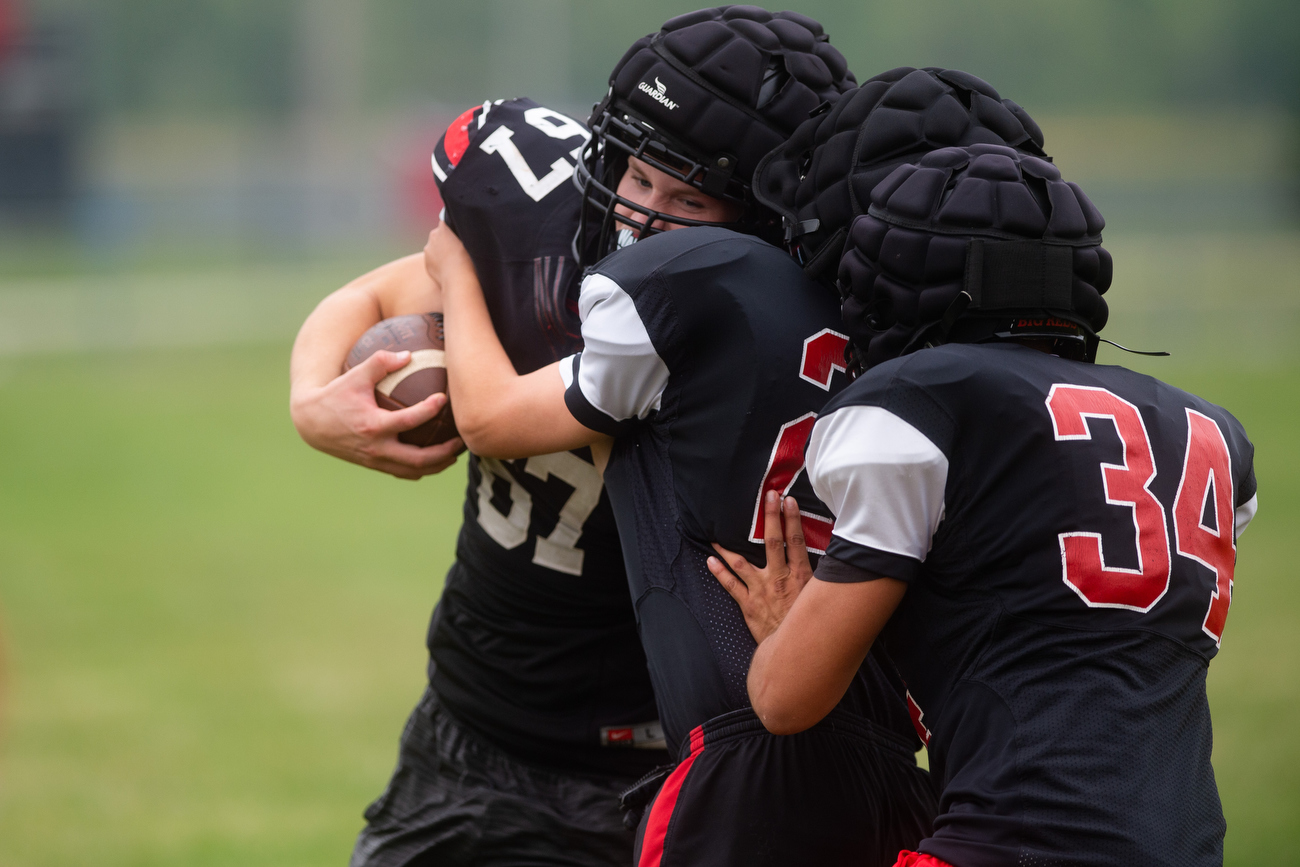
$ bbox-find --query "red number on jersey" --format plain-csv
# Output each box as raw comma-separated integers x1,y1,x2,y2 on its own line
749,413,833,553
748,330,850,554
1046,384,1172,611
1173,409,1238,646
905,690,932,747
799,329,850,390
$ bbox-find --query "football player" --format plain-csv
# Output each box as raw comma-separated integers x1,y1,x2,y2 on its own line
427,69,1050,866
289,7,854,866
712,145,1258,867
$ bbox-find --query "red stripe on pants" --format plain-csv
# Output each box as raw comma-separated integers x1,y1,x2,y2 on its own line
893,851,957,867
637,726,706,867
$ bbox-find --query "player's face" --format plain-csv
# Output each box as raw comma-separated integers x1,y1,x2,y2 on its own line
614,156,742,233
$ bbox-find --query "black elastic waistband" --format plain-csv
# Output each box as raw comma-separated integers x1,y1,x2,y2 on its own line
683,706,918,762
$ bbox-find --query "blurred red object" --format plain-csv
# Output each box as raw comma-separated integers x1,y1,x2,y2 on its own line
0,0,23,61
396,114,452,234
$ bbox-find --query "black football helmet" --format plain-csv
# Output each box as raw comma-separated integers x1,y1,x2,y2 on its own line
754,67,1048,280
837,144,1112,372
573,6,856,266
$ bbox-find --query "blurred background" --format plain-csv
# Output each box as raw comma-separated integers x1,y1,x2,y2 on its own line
0,1,1296,864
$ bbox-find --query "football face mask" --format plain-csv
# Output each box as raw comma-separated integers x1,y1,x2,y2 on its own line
573,106,747,256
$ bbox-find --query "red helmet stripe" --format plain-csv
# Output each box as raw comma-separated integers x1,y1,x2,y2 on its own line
443,105,481,167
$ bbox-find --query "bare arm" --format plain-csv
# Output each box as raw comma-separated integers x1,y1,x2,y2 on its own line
746,573,905,734
709,492,906,735
425,224,609,459
289,253,464,479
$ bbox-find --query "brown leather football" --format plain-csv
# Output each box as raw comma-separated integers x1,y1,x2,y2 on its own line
343,312,459,447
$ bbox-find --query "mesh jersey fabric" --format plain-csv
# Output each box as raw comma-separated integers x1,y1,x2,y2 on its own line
809,341,1257,867
428,98,664,776
563,227,920,755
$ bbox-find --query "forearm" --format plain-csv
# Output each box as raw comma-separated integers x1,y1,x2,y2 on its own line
454,360,592,459
438,245,601,458
287,253,462,480
748,617,864,735
290,283,383,399
747,575,906,734
290,253,441,396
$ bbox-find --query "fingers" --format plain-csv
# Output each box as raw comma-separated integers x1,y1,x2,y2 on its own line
299,367,462,479
428,221,462,247
423,232,438,281
375,391,448,435
366,437,465,479
712,542,756,581
781,496,812,579
354,350,412,386
762,489,787,570
402,436,466,473
707,553,748,602
424,223,467,281
426,223,476,288
424,226,450,277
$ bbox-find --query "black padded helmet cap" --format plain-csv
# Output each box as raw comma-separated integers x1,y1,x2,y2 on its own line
754,66,1047,271
838,144,1112,371
604,6,856,191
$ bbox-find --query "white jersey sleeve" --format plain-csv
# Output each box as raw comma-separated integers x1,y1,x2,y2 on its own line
561,272,670,435
806,404,949,581
1234,493,1258,540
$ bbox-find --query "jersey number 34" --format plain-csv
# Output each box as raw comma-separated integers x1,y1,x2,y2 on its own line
1047,384,1238,645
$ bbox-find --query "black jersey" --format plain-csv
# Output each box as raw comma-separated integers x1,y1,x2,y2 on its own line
561,227,919,755
807,342,1258,867
427,98,665,775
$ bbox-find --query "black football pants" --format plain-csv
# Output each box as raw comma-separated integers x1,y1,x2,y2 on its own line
351,687,636,867
632,707,937,867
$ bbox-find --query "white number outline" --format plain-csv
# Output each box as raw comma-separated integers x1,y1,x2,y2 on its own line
748,329,851,553
1047,384,1172,613
1171,408,1238,646
1047,384,1241,640
477,109,590,203
475,452,603,576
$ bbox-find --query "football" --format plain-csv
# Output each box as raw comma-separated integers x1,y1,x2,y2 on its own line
343,312,459,447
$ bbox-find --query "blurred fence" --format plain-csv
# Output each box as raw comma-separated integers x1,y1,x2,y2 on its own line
2,103,1295,364
1,225,1296,366
0,21,79,221
0,0,1295,363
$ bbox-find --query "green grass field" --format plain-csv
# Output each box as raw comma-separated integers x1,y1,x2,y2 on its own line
0,256,1297,863
0,344,464,865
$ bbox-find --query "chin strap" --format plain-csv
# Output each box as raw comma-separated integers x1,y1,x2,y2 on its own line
1096,337,1170,357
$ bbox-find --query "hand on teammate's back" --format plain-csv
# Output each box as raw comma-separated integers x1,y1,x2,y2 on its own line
708,491,814,643
290,349,464,480
423,222,476,289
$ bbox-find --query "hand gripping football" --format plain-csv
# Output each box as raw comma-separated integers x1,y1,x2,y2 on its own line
343,312,459,447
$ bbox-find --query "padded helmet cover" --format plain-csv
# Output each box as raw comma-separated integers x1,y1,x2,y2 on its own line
606,6,856,192
838,144,1112,371
755,66,1047,271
